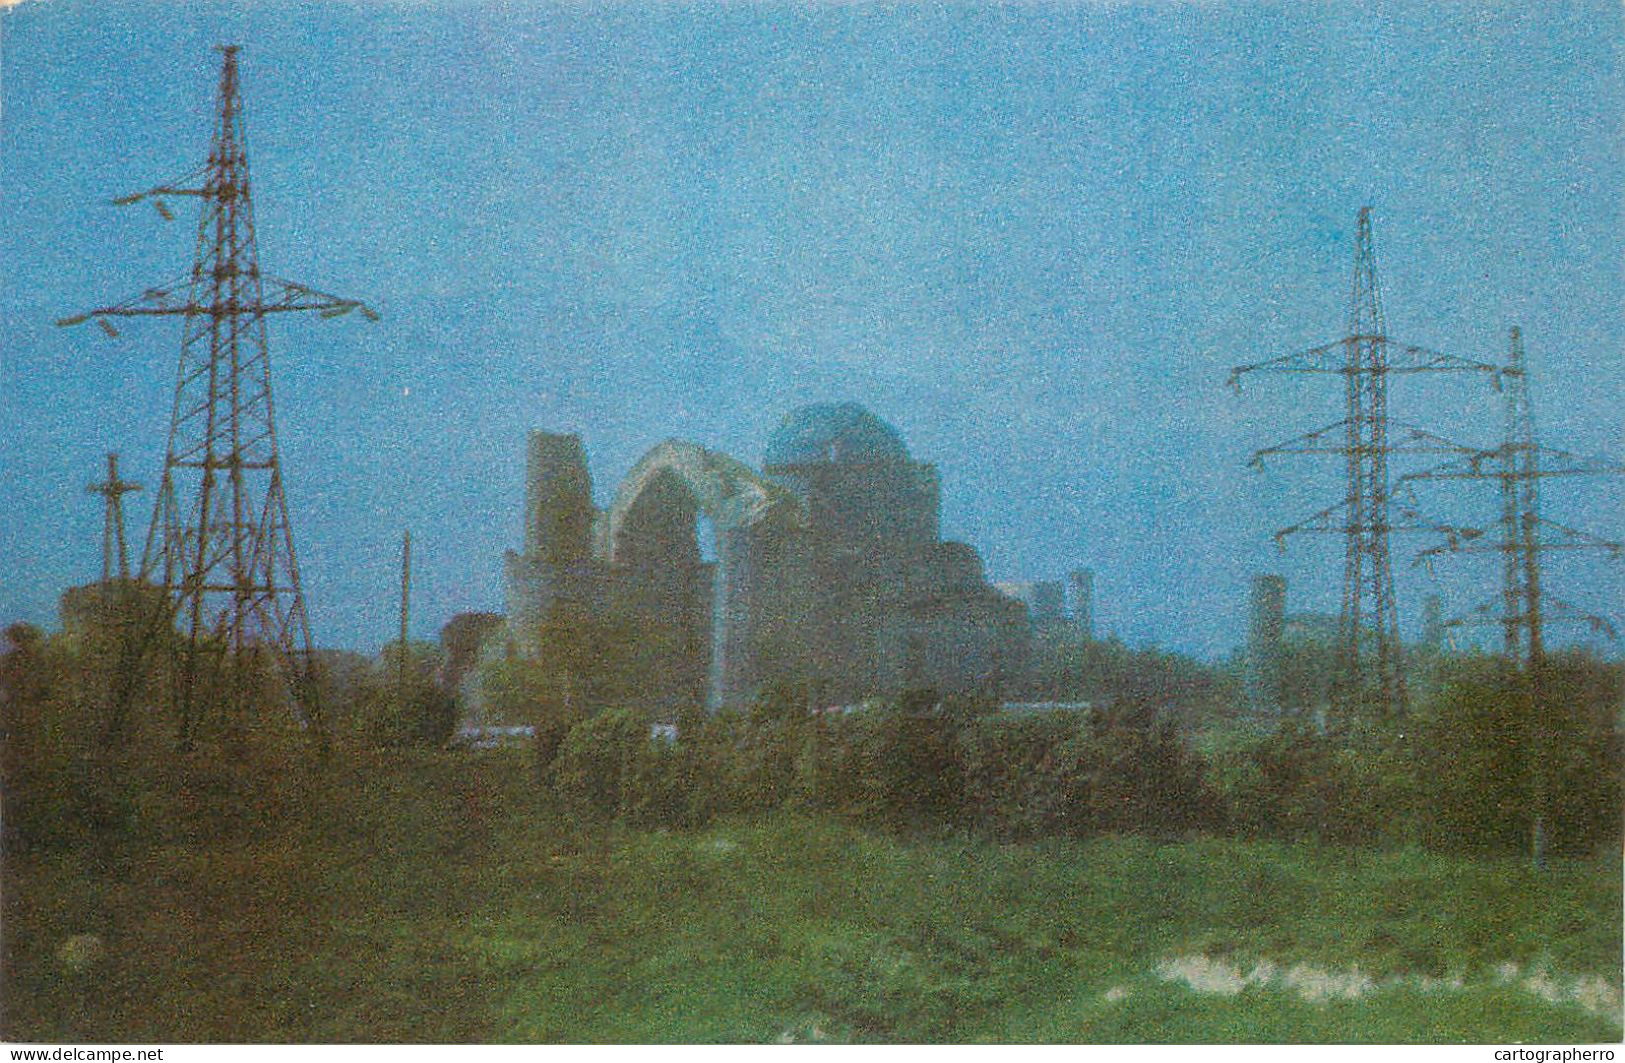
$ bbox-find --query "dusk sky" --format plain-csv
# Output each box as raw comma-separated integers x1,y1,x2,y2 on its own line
2,0,1620,659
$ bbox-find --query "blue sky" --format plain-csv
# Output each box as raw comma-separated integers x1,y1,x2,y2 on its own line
2,0,1620,658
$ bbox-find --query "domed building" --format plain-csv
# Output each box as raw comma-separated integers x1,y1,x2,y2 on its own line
501,403,1026,713
763,401,939,546
763,401,911,465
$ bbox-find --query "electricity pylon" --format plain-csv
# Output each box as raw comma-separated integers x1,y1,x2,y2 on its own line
1401,326,1622,866
86,452,142,582
1406,327,1623,657
1229,207,1502,723
60,46,377,753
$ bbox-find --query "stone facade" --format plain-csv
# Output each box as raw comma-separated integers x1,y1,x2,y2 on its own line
1245,573,1287,715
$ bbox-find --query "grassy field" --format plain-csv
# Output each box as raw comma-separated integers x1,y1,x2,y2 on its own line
3,748,1619,1043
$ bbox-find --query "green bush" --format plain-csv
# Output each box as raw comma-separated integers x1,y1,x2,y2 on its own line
1084,704,1221,837
726,697,806,812
871,692,966,829
959,711,1082,840
1231,720,1341,841
786,710,878,818
1414,655,1622,858
1208,718,1417,848
552,708,648,819
351,662,458,749
473,655,586,772
550,708,695,827
0,620,313,851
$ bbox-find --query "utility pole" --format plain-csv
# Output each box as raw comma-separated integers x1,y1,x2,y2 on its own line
1403,326,1622,866
60,46,378,753
398,529,412,699
1230,207,1502,724
86,452,142,582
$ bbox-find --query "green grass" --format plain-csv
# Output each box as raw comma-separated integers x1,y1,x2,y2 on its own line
3,749,1619,1043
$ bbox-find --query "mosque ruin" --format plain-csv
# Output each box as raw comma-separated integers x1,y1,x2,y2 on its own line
501,402,1028,712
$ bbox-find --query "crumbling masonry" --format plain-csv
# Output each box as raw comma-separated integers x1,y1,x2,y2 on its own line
502,403,1027,712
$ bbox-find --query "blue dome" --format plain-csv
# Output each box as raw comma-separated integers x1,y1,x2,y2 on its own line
763,403,910,467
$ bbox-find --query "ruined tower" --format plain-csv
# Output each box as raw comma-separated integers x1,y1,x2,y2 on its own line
1419,594,1445,655
1069,568,1095,640
523,433,595,567
1245,574,1287,715
503,431,600,652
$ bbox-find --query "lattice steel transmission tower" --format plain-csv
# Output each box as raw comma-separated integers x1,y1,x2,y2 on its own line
59,46,377,752
87,452,142,583
1405,327,1623,658
1402,327,1622,866
1229,208,1501,722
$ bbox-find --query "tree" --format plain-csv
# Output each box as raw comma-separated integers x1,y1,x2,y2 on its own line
355,640,456,747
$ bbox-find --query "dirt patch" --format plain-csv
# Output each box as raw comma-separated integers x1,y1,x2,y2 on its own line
1279,962,1375,1003
1156,954,1373,1002
1156,955,1250,995
1495,962,1623,1020
1155,953,1620,1019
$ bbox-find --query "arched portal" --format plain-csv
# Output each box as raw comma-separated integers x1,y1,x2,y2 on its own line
606,440,807,710
607,467,710,712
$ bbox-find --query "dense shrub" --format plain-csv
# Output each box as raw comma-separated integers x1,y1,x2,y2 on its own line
551,708,652,820
1214,720,1341,841
1085,701,1221,837
0,619,321,852
959,710,1082,840
872,691,968,828
1537,654,1625,856
786,709,882,818
1414,655,1622,858
351,643,458,748
7,605,1617,862
724,684,810,811
473,655,586,772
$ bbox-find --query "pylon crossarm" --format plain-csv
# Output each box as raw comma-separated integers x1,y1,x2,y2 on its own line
259,277,380,319
1385,421,1481,455
1383,341,1504,378
1271,497,1352,545
1250,420,1477,470
1532,518,1625,555
55,273,196,328
1399,449,1504,482
1411,518,1619,560
57,275,377,326
1274,493,1481,557
1401,444,1624,483
86,478,142,496
1414,533,1520,561
1414,538,1472,566
1387,489,1481,542
1524,446,1625,478
1540,595,1619,639
1276,493,1465,541
108,167,210,217
1228,339,1346,389
1249,418,1352,467
1229,338,1501,391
